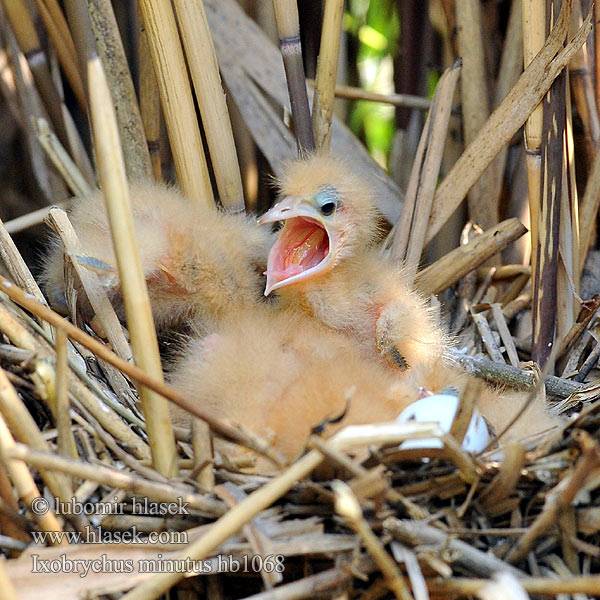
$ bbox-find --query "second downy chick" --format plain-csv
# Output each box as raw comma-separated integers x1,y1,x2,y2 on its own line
41,181,272,330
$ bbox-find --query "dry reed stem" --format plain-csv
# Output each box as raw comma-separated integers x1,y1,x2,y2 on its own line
489,0,524,213
506,430,600,563
216,484,283,588
54,328,77,462
308,79,432,110
137,6,162,181
522,0,546,280
87,56,177,477
445,347,581,398
244,556,376,600
0,409,66,544
33,0,86,109
416,218,527,296
34,118,92,196
456,0,496,230
137,0,214,205
578,139,600,270
491,303,521,367
426,0,586,244
569,0,599,164
389,104,431,261
87,0,152,181
0,275,286,466
192,419,214,491
272,0,315,153
426,574,600,596
0,0,70,147
46,207,132,362
312,0,344,151
384,517,526,579
557,294,600,360
174,0,244,212
120,449,325,600
399,59,461,281
6,443,225,517
308,436,428,519
0,220,48,313
4,30,56,203
334,481,412,600
532,0,565,367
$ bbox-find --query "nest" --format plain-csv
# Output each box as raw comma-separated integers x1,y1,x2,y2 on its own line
0,0,599,598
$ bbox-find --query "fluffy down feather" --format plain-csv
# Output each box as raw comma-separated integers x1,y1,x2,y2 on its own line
40,182,272,329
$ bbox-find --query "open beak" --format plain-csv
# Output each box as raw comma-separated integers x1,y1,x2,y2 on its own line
258,197,337,295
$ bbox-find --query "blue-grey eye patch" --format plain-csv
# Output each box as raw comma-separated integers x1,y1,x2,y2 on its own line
314,185,340,217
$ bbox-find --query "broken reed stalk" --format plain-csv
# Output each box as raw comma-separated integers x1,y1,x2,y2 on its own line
522,0,546,281
0,407,66,544
45,207,132,362
425,0,586,244
333,481,412,600
6,443,225,516
137,0,214,205
557,81,578,340
32,0,86,110
307,79,432,110
398,59,461,282
0,275,286,467
87,0,152,181
34,118,92,197
272,0,315,153
87,55,178,478
532,0,565,368
456,0,496,231
0,0,70,148
173,0,244,212
312,0,344,152
137,5,162,181
415,218,527,296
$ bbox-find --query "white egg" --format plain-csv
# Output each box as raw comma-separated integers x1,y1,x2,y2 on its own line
396,392,491,453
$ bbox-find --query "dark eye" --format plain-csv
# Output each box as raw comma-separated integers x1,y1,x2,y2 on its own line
319,201,336,216
315,185,339,216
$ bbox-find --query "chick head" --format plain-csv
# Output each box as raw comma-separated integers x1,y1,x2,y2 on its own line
258,154,379,295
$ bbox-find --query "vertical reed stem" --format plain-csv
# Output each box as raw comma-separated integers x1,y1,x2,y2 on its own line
312,0,344,152
272,0,315,153
532,0,565,368
138,0,214,204
87,54,178,477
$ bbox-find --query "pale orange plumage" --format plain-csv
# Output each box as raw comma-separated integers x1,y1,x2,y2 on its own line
258,154,561,442
259,154,446,373
41,181,272,330
168,305,423,470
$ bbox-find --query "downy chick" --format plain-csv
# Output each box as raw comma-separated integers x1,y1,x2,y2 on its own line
258,155,561,441
168,305,423,471
258,154,445,372
41,181,272,330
